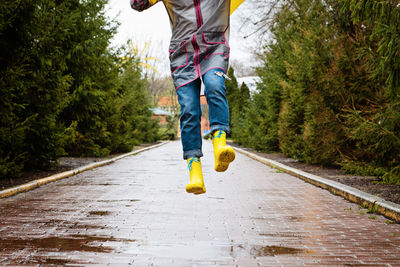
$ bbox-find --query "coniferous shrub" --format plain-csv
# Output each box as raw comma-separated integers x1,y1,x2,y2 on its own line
225,67,240,133
0,0,160,178
338,0,400,183
231,0,399,183
231,82,250,144
1,0,75,176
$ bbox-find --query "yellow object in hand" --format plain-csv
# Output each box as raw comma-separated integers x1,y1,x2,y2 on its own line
149,0,243,14
230,0,245,15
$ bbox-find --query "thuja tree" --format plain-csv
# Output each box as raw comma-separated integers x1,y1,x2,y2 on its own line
58,0,120,156
110,55,160,153
277,0,349,165
231,82,250,145
0,0,160,178
238,37,285,152
58,2,160,156
225,67,240,132
0,0,75,177
338,0,400,183
236,0,400,183
249,0,382,166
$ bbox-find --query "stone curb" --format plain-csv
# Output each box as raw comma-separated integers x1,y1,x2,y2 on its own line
234,146,400,222
0,142,168,199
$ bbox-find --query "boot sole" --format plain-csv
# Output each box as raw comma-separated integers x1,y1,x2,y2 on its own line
186,184,206,194
215,162,229,172
219,147,235,162
193,187,206,195
215,147,235,172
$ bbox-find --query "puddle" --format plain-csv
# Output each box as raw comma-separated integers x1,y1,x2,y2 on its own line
43,219,64,226
30,257,78,265
67,223,106,230
251,216,304,222
286,216,303,221
88,211,111,216
259,232,306,238
60,209,76,212
43,219,107,230
250,245,312,256
15,257,82,266
96,199,140,203
143,242,312,260
0,235,136,253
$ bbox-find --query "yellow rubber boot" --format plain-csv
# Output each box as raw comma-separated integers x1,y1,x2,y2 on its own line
212,130,235,172
185,157,206,194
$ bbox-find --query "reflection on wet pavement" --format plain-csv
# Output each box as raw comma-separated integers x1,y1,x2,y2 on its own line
0,235,136,265
88,210,111,216
250,245,312,257
0,141,399,265
0,235,136,253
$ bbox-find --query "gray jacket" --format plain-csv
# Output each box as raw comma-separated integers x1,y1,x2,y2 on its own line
130,0,230,90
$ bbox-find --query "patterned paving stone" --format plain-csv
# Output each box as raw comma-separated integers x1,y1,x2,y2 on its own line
0,141,399,266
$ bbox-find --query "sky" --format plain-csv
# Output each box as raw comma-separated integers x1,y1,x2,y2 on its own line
105,0,262,77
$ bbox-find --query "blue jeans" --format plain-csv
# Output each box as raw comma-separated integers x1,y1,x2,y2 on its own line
176,69,230,159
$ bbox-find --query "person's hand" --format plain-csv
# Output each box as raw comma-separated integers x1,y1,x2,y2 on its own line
130,0,151,12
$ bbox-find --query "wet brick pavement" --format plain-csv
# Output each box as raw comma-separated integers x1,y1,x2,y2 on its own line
0,140,399,266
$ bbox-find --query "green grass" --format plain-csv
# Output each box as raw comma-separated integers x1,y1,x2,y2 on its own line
367,204,378,214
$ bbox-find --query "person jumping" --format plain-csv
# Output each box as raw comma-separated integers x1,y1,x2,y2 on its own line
130,0,237,194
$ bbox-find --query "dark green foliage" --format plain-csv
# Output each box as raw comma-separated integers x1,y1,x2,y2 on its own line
231,82,250,144
237,82,250,118
225,67,240,131
58,0,119,156
0,0,159,178
1,0,74,176
112,58,160,150
338,0,400,183
158,113,179,141
342,0,400,96
230,0,400,183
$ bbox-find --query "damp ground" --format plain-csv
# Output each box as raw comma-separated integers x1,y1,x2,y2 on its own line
3,141,399,206
230,142,400,205
0,142,160,191
0,141,399,265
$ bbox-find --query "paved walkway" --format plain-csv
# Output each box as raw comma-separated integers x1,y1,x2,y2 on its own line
0,141,399,266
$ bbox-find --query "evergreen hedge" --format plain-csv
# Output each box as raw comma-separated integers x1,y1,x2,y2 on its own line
0,0,159,178
230,0,400,184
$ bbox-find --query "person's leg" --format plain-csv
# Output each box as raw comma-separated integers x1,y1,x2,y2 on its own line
202,70,235,172
202,70,230,134
176,78,203,160
176,78,205,194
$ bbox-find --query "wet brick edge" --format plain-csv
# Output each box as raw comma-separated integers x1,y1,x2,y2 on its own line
234,146,400,223
0,142,168,199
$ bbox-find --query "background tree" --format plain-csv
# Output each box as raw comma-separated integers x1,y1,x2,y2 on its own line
57,0,120,156
225,67,240,132
110,56,160,152
231,82,250,144
1,0,77,176
339,0,400,183
231,0,400,183
0,0,160,178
